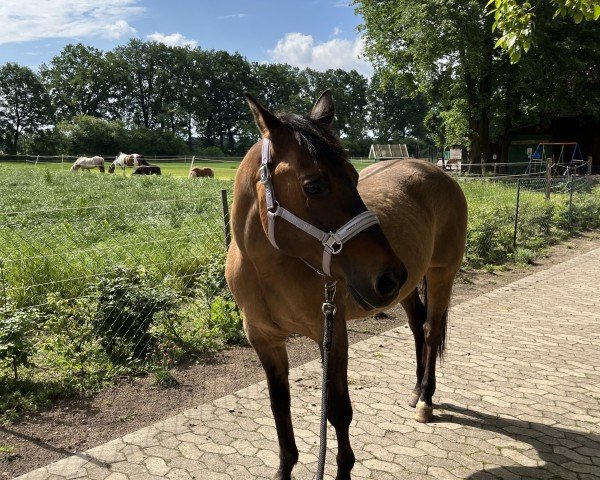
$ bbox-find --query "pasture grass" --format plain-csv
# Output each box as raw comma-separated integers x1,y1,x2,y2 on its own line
8,157,373,181
0,162,599,421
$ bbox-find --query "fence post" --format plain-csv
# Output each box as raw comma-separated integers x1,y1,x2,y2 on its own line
545,157,552,200
189,156,195,176
568,174,575,229
513,179,521,251
588,156,593,176
61,154,64,169
35,155,40,167
220,189,231,250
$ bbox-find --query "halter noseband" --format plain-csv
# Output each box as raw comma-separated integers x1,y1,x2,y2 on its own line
259,138,380,277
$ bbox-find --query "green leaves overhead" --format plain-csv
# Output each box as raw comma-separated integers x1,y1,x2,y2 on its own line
486,0,600,63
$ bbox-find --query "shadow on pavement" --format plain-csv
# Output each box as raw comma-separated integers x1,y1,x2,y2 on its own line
437,403,600,479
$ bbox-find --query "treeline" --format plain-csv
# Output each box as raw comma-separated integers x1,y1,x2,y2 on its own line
0,40,429,157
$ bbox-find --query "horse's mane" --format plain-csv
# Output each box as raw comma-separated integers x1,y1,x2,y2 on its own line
277,113,347,165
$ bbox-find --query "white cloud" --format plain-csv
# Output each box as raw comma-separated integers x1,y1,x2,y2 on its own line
106,20,137,40
147,32,198,48
217,13,248,20
331,27,343,37
0,0,143,45
333,1,352,7
268,33,372,77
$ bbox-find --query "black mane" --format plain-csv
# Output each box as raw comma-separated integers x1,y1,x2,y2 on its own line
277,112,347,164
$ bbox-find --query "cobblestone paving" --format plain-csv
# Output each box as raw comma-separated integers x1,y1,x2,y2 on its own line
17,248,600,479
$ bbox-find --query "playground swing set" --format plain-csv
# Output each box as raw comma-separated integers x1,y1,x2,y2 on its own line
526,142,586,175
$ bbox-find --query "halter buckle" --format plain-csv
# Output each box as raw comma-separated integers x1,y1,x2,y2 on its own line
259,165,270,184
323,233,343,254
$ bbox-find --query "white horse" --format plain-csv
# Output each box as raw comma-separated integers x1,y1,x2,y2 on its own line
70,156,105,172
108,152,148,174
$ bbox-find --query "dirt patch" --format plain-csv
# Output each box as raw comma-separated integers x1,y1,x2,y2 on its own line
1,232,599,479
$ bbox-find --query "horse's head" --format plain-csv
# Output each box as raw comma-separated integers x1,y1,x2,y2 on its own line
244,91,406,309
108,163,115,173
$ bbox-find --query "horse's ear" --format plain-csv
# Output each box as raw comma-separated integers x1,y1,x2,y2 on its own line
309,89,335,128
244,92,285,139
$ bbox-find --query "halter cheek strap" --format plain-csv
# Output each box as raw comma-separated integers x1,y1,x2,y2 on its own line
259,138,380,276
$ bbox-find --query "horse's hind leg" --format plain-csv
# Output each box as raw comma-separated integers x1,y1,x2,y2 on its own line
401,285,427,409
253,336,298,480
325,314,355,480
415,267,454,423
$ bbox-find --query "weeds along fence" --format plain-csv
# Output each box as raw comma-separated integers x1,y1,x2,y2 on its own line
0,166,239,420
461,174,600,266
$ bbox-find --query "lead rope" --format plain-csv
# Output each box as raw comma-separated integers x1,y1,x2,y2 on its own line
316,281,337,480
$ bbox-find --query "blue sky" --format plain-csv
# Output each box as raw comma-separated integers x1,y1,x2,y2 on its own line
0,0,372,76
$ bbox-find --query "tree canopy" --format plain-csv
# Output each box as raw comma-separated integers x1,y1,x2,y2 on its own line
1,40,430,156
0,63,53,154
487,0,600,63
355,0,600,164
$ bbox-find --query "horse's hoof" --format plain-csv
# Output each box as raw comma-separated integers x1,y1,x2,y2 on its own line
415,400,433,423
408,392,419,408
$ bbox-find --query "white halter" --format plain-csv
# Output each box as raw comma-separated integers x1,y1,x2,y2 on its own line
259,138,380,276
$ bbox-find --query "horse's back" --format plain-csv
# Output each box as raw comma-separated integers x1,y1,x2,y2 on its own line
359,159,467,283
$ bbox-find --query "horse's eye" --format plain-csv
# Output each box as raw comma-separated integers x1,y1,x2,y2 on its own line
303,180,326,196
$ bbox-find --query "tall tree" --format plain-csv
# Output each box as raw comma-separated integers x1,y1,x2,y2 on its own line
0,63,53,154
355,0,502,165
110,39,176,129
251,63,309,113
368,72,428,142
40,44,114,121
201,50,253,152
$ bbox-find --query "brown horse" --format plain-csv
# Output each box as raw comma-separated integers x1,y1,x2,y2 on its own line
225,91,467,479
189,167,214,178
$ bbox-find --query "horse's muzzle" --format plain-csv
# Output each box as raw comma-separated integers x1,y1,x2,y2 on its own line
349,263,406,310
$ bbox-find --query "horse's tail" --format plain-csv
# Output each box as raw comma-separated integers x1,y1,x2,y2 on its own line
421,276,449,361
438,307,449,361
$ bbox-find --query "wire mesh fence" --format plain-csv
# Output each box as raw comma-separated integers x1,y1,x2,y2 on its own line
0,183,236,420
461,175,600,266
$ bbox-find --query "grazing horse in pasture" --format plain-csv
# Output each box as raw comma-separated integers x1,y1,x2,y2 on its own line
189,167,214,178
225,90,467,479
131,165,161,175
108,152,149,173
70,156,105,172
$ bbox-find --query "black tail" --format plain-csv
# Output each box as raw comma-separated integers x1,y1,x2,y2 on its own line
420,276,448,361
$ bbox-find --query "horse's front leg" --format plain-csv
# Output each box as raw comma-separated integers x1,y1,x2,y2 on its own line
325,314,355,480
253,336,298,480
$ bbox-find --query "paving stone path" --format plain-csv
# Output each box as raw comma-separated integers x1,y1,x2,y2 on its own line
17,248,600,479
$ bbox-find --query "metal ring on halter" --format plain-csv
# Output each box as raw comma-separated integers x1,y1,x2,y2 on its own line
323,233,343,254
259,164,270,184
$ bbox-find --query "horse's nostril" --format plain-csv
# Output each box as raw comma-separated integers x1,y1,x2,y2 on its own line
376,271,401,298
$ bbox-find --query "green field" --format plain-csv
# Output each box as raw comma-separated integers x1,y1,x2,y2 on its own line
4,157,375,180
1,162,599,421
